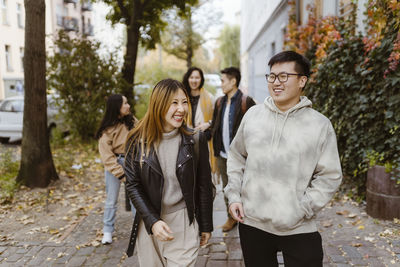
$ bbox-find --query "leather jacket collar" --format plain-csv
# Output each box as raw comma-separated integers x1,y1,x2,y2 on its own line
138,130,195,176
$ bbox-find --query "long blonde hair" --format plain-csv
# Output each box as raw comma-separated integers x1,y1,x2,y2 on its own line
126,79,191,158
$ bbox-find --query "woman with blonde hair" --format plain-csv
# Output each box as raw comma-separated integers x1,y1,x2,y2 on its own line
124,79,213,266
182,67,219,183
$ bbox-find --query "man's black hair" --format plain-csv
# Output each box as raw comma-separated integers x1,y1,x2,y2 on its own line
268,51,311,77
221,67,241,87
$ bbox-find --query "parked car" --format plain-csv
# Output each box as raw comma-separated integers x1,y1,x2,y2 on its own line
204,74,223,97
0,95,65,143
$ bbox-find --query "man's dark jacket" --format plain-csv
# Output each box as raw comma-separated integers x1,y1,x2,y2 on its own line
210,89,256,157
124,131,213,256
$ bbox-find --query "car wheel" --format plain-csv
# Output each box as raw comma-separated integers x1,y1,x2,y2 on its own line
0,137,9,144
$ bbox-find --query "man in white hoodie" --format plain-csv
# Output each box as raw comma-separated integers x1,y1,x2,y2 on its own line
225,51,342,267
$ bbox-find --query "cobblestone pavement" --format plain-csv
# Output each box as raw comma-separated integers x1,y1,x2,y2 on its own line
0,183,399,266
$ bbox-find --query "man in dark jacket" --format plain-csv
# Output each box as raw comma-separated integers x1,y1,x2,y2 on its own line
209,67,256,232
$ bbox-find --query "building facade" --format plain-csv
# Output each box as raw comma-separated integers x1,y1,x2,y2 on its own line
240,0,367,103
0,0,93,100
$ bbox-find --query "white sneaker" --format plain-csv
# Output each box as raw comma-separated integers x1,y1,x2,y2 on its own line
102,232,112,244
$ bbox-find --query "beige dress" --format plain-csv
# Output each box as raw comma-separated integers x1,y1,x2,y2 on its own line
136,129,200,266
136,208,199,267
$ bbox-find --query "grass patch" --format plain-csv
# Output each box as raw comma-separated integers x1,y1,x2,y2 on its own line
0,138,100,204
0,149,20,203
51,139,100,177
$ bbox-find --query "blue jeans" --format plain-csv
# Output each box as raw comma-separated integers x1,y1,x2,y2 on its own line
103,156,135,233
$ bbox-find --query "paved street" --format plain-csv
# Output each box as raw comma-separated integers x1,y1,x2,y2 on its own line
0,183,399,266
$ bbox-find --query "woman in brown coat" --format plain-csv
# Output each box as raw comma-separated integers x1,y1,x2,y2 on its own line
96,94,135,244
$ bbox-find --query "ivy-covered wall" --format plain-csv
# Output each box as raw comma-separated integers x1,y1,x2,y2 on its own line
285,0,400,199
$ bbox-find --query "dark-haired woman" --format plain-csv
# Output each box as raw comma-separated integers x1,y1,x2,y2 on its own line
124,79,213,266
96,94,136,245
182,67,218,180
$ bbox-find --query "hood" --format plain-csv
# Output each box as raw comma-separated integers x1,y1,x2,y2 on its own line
264,96,312,114
264,96,312,149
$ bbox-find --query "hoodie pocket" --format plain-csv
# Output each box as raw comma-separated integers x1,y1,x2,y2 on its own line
271,204,306,231
243,181,307,231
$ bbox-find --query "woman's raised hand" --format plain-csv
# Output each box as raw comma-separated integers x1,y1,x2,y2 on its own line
195,122,211,132
151,220,174,241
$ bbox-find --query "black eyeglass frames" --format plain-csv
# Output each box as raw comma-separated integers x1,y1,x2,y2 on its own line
265,72,304,83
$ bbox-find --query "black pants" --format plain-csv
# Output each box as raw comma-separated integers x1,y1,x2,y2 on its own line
239,223,323,267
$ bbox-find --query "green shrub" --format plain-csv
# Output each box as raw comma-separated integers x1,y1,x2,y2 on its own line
304,2,400,194
47,31,127,141
0,149,20,203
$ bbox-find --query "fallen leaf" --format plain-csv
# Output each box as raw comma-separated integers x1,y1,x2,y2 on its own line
90,240,101,247
364,237,375,242
57,252,66,258
322,220,333,227
347,213,357,218
351,243,363,247
358,225,365,230
336,210,350,216
49,229,59,235
66,193,79,199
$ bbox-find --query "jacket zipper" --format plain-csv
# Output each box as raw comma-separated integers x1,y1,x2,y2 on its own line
177,152,196,219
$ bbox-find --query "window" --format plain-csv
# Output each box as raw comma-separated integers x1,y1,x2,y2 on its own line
5,45,13,71
339,0,353,18
1,0,8,25
20,47,24,71
56,4,67,26
271,42,276,57
16,3,23,28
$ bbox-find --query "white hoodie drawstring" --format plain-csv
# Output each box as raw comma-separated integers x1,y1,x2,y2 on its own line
271,111,278,146
276,112,290,149
266,96,312,150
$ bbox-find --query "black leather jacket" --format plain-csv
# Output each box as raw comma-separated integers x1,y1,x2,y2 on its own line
124,130,213,256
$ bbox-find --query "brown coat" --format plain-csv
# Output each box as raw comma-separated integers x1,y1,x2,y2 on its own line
98,123,130,178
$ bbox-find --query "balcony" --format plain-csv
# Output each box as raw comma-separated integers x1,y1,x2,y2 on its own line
83,24,94,36
62,17,79,32
64,0,78,4
81,1,93,11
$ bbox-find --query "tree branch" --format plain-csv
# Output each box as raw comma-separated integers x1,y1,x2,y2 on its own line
117,0,131,23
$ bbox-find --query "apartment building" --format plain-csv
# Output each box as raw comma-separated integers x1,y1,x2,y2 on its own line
240,0,367,103
0,0,93,100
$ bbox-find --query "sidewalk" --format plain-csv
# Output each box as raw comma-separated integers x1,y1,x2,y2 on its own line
0,183,399,266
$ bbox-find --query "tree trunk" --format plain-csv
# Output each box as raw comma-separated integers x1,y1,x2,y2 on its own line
121,0,142,111
186,10,193,69
17,0,58,188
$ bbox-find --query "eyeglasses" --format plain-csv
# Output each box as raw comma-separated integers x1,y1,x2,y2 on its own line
265,72,304,83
